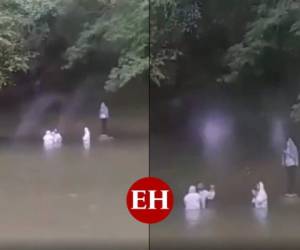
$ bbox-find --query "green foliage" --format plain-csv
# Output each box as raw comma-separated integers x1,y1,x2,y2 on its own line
0,0,148,92
150,0,201,85
150,0,178,85
150,0,258,87
219,0,300,121
224,0,300,83
0,0,60,88
63,0,149,91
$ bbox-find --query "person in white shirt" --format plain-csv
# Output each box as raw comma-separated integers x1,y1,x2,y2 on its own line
184,185,201,210
99,102,109,135
43,130,54,150
282,137,299,197
53,129,62,144
252,181,268,208
82,127,91,149
197,183,216,209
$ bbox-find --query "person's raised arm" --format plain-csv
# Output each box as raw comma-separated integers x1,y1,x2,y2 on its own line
207,185,215,200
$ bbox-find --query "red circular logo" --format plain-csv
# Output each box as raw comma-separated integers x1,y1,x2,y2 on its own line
126,177,174,224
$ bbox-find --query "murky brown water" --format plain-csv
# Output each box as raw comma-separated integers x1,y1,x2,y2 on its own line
0,142,148,245
150,134,300,249
0,110,148,249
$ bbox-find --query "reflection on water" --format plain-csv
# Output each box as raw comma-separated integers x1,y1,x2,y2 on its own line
184,207,268,230
253,208,268,226
83,141,91,150
151,108,300,247
184,208,216,230
185,209,200,228
0,139,147,243
43,142,63,151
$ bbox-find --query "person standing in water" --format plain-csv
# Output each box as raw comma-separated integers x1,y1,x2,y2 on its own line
252,182,268,208
197,183,216,209
282,137,299,197
99,102,109,135
82,127,91,149
184,185,201,210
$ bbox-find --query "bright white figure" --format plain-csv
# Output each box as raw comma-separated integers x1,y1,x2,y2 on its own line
184,185,201,210
43,130,54,149
197,183,216,209
43,130,53,144
82,127,91,149
252,182,268,208
53,129,62,143
52,129,62,148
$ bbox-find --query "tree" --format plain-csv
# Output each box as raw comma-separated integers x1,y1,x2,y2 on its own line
0,0,60,88
150,0,202,85
0,0,149,92
224,0,300,83
221,0,300,120
63,0,149,91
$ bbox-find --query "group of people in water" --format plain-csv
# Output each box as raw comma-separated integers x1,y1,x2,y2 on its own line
184,183,215,210
184,137,299,211
43,129,64,149
43,127,91,150
42,102,109,150
184,181,267,210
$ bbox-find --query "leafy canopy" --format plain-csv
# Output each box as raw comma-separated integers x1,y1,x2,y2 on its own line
0,0,148,92
0,0,59,87
224,0,300,83
63,0,149,91
150,0,202,85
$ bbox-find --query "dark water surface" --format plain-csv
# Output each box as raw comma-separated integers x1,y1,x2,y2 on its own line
150,114,300,249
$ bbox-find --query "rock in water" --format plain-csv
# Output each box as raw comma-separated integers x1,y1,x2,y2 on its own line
284,193,298,198
99,134,114,142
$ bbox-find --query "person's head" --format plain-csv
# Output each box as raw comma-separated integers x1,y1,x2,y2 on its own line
288,137,293,144
197,182,204,191
188,185,197,193
84,127,89,133
257,181,264,191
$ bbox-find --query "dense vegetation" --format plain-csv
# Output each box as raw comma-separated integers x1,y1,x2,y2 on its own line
3,0,300,117
0,0,59,87
151,0,300,119
0,0,148,91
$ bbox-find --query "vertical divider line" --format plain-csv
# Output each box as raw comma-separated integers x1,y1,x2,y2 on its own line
148,0,151,249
